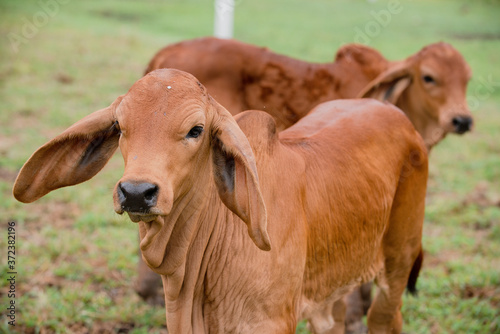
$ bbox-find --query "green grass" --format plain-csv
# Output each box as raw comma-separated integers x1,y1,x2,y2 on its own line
0,0,499,333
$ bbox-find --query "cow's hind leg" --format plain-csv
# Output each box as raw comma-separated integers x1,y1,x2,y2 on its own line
344,283,372,333
367,240,424,333
366,264,407,333
367,149,427,334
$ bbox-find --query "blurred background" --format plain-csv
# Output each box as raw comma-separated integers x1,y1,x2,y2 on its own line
0,0,499,333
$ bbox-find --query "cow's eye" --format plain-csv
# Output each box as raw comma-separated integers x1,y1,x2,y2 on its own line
422,75,435,84
187,126,204,139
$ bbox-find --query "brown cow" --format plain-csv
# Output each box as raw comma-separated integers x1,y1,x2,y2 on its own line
139,37,472,330
145,37,473,149
14,69,428,333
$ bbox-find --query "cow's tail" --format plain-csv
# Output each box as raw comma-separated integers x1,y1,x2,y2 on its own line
406,247,424,296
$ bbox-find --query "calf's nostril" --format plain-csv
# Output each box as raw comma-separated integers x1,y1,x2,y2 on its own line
117,183,127,202
144,186,158,201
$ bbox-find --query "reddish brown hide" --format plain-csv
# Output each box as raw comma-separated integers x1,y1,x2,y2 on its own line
146,37,473,149
140,37,471,330
14,69,428,333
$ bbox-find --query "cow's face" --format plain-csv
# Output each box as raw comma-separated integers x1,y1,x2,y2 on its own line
359,42,473,149
112,71,212,223
407,43,473,146
13,69,271,260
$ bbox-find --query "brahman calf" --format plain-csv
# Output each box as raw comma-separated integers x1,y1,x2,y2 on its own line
146,37,473,149
139,38,464,324
14,69,428,333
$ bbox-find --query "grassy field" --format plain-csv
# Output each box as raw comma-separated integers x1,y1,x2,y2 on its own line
0,0,499,333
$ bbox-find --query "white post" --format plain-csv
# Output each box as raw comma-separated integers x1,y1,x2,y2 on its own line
214,0,235,39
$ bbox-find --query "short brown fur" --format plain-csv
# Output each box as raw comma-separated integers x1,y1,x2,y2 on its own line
145,37,472,148
14,69,428,333
140,38,471,329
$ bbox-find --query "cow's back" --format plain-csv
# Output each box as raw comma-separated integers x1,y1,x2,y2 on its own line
145,38,393,131
280,99,426,302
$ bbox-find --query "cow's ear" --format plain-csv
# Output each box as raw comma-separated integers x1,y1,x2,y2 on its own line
358,61,412,105
13,96,123,203
210,101,271,251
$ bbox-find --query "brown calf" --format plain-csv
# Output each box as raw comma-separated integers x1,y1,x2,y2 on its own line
14,69,428,333
145,37,473,148
140,38,472,329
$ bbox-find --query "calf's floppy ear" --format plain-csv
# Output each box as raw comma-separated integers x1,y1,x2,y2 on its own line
357,61,412,105
211,102,271,251
13,96,123,203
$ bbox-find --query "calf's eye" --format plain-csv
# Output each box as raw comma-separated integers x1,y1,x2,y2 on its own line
422,75,435,84
187,126,204,139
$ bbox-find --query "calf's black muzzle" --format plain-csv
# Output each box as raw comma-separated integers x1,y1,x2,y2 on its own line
117,182,159,213
452,116,473,134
